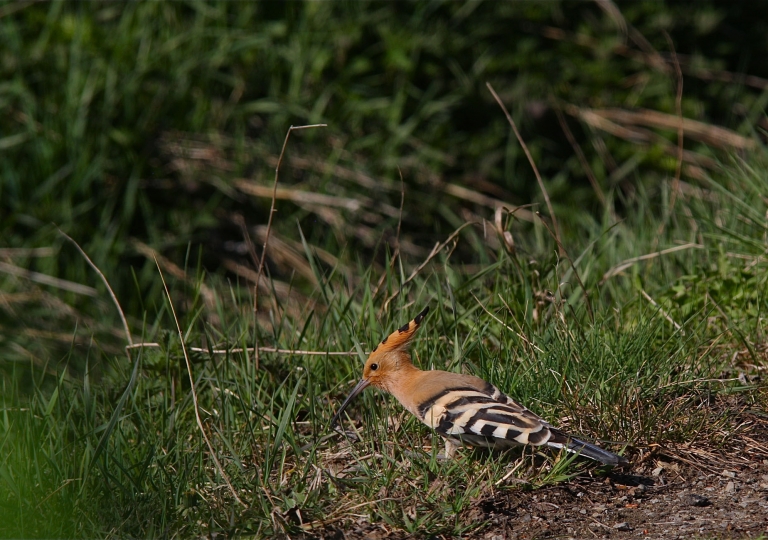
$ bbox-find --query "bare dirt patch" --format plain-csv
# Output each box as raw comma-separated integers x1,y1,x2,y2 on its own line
307,401,768,539
467,463,768,539
467,404,768,539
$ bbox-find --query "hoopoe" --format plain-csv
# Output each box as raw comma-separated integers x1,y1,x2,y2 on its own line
331,306,627,466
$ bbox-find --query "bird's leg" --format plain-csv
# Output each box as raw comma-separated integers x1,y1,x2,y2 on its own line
437,438,459,460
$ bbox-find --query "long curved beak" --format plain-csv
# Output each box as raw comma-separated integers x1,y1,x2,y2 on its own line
330,378,371,427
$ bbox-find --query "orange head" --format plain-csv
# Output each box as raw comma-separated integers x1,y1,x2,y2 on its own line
330,306,429,426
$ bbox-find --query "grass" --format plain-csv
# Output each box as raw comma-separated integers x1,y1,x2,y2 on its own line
2,2,768,537
2,147,767,537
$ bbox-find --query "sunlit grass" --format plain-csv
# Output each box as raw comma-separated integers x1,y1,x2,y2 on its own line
2,149,768,536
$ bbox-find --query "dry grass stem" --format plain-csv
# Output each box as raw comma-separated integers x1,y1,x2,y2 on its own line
58,230,133,346
538,22,768,91
601,243,703,283
443,183,535,222
372,169,406,299
234,181,386,213
0,247,56,257
0,260,98,297
668,31,685,205
654,32,686,246
131,239,217,312
494,207,516,253
471,293,543,354
234,213,261,271
486,81,562,251
188,346,358,356
568,106,719,180
125,342,161,350
221,259,302,302
254,123,327,312
535,211,594,324
382,221,476,312
640,288,683,334
154,255,244,506
580,108,754,150
554,106,606,206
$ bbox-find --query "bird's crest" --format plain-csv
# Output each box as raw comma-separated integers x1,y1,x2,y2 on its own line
369,306,429,356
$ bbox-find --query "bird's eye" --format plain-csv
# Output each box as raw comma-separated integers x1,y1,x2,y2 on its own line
370,363,379,371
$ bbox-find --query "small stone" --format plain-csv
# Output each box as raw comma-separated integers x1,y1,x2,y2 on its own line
725,481,736,493
636,483,647,493
681,493,711,507
580,509,587,514
652,466,664,476
613,522,632,531
721,470,736,478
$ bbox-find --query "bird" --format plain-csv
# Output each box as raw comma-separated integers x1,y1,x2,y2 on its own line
330,306,627,466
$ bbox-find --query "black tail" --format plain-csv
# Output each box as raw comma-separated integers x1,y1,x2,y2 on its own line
565,437,628,466
549,429,627,466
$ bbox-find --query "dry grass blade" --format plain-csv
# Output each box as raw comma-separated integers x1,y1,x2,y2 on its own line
494,206,516,253
443,183,535,222
537,22,768,91
0,260,98,297
154,255,244,506
189,346,358,356
372,168,406,299
583,108,754,151
58,229,133,347
221,259,303,302
254,123,327,312
554,106,606,206
234,213,261,270
640,288,683,334
535,211,594,324
601,243,703,283
0,247,56,257
567,105,719,174
234,181,369,212
486,81,562,251
668,31,685,202
382,221,476,312
131,238,217,312
471,293,543,354
654,32,685,247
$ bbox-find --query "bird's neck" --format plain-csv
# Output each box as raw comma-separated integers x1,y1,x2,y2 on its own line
383,360,425,417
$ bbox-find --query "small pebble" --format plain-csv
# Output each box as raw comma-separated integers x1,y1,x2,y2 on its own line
613,522,632,531
681,493,710,507
722,470,736,478
725,481,736,493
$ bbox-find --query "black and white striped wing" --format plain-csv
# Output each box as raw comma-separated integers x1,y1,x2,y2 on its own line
416,384,554,448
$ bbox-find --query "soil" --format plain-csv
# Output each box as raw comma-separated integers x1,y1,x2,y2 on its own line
466,461,768,539
307,404,768,539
